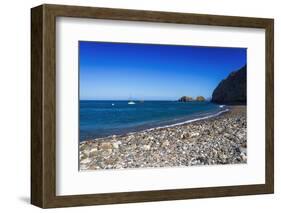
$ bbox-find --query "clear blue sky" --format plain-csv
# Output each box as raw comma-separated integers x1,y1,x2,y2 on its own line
79,41,246,100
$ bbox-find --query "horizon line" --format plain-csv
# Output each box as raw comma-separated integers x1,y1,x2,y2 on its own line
80,99,212,101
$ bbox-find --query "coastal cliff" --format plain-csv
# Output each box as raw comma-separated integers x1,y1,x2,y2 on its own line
212,65,246,105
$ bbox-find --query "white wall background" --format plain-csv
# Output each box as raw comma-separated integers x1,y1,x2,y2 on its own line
0,0,279,212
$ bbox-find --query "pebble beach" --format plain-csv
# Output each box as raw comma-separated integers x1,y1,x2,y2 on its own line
79,106,247,171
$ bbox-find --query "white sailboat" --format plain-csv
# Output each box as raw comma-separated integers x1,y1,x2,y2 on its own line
128,100,136,105
128,96,136,105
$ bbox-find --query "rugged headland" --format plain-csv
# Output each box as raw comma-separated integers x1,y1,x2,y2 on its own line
80,106,246,170
212,65,246,104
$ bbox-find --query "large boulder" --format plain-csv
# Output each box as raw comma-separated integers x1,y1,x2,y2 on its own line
211,65,246,105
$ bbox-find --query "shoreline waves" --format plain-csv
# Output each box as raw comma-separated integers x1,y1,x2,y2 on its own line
79,101,225,141
80,106,247,170
80,107,230,142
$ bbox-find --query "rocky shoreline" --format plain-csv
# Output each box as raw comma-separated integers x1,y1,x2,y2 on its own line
80,106,247,171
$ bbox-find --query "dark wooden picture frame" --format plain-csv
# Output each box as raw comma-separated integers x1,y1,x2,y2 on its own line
31,4,274,208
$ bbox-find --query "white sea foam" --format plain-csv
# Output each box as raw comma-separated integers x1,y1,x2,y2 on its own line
144,108,229,132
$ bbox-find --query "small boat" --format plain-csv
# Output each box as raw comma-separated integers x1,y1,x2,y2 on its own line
128,95,136,105
111,103,115,106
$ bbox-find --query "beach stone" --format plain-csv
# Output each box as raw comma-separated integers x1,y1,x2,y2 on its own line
216,128,223,133
80,143,87,151
180,132,189,139
103,149,113,155
112,141,121,149
240,152,247,161
127,135,134,140
161,141,170,147
80,158,91,164
190,132,199,138
106,165,113,169
239,147,247,154
89,148,98,157
204,129,211,135
89,165,100,170
80,164,89,170
80,153,87,160
142,145,151,151
130,144,137,150
147,136,154,141
100,142,113,150
115,165,123,169
83,149,91,157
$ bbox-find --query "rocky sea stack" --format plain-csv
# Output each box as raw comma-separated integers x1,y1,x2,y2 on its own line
178,96,193,102
212,65,246,105
196,96,206,101
178,96,206,102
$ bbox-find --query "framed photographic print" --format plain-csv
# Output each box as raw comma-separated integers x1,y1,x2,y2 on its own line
31,4,274,208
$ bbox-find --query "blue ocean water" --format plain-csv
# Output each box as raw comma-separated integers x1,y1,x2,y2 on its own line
79,101,225,141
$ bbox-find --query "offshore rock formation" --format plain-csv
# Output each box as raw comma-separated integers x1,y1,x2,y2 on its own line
196,96,206,101
212,65,246,105
178,96,193,102
178,96,206,102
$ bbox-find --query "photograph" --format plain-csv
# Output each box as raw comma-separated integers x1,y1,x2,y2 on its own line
30,3,274,208
79,41,247,171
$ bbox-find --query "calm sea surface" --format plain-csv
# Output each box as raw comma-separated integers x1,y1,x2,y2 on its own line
79,100,225,141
